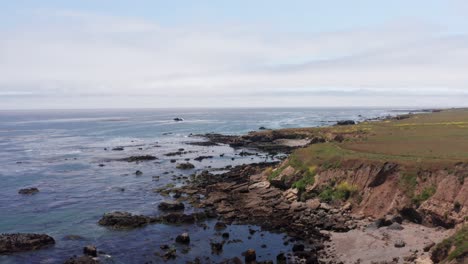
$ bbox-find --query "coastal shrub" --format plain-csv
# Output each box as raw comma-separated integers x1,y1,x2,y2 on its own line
318,181,358,202
412,186,436,206
292,169,316,192
268,165,286,181
335,182,359,200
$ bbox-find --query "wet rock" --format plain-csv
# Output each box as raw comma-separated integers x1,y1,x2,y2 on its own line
174,118,184,122
176,162,195,170
214,221,227,230
83,245,97,257
112,147,124,151
292,244,305,252
135,170,143,176
170,159,177,163
162,248,177,260
0,233,55,253
336,120,356,126
194,156,214,162
18,187,39,195
222,232,230,239
221,257,243,264
277,253,287,264
120,155,157,162
175,233,190,244
158,201,185,211
64,255,99,264
98,211,150,229
244,249,256,263
210,242,223,254
259,126,267,130
394,240,406,248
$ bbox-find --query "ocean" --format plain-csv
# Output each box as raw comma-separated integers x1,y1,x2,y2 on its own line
0,108,407,263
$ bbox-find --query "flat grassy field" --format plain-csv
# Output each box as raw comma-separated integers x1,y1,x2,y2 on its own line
292,108,468,169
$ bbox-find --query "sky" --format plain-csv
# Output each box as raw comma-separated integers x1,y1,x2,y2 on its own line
1,0,468,109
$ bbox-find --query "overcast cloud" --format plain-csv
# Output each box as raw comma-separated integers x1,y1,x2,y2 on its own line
1,5,468,109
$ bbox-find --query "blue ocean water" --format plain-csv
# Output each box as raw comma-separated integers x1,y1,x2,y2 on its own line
0,108,406,263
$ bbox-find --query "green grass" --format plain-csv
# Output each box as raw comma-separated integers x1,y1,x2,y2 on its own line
412,186,436,206
433,225,468,262
398,172,418,198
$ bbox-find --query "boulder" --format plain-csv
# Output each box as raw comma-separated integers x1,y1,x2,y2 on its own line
210,242,223,254
98,211,150,229
0,233,55,254
158,201,185,211
175,233,190,244
18,188,39,195
394,240,406,248
387,223,404,231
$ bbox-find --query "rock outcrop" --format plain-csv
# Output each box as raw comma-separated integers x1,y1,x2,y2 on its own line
0,233,55,254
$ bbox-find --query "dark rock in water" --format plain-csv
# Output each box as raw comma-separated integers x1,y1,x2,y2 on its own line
0,233,55,253
244,249,256,263
63,235,85,241
220,257,243,264
194,156,214,162
18,187,39,195
158,201,185,211
121,155,157,162
292,244,305,252
170,159,177,163
210,242,223,254
336,120,356,126
214,221,227,230
258,126,268,130
98,164,105,167
135,170,143,176
159,211,215,225
98,211,150,229
175,233,190,244
276,253,287,264
394,240,406,248
64,255,99,264
112,147,124,151
222,232,230,239
173,118,184,122
176,162,195,170
83,245,97,257
186,141,219,146
162,248,177,260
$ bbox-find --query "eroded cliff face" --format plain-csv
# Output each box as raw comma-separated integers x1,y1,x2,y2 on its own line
275,160,468,228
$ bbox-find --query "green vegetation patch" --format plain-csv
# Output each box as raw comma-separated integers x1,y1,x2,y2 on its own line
412,186,436,206
318,181,358,202
433,225,468,262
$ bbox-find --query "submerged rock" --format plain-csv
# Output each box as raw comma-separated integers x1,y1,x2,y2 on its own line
0,233,55,254
175,233,190,244
64,255,99,264
98,211,150,229
158,201,185,211
120,155,157,162
18,188,39,195
244,249,256,263
176,163,195,170
112,147,124,151
83,245,97,257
